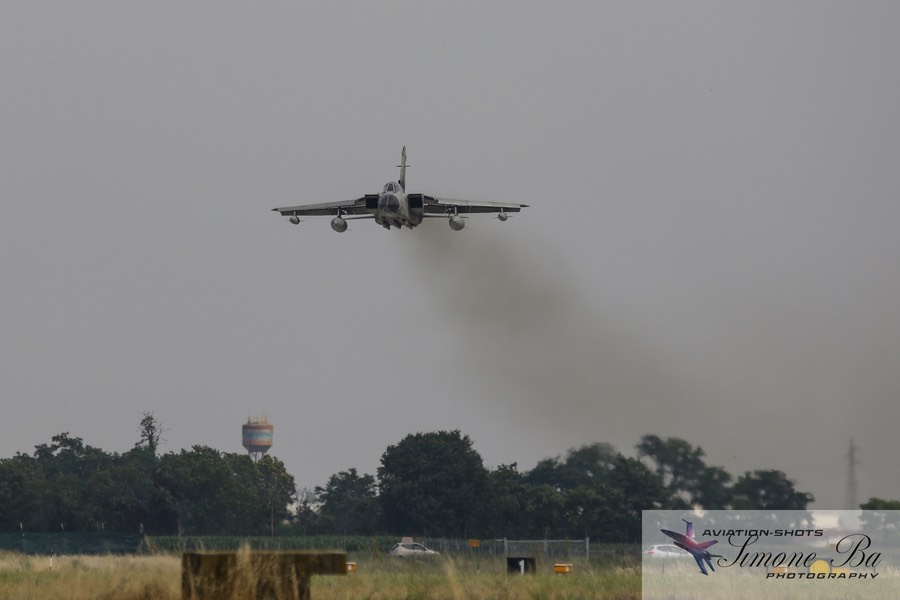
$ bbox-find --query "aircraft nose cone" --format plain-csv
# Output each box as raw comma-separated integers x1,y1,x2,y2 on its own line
379,194,400,213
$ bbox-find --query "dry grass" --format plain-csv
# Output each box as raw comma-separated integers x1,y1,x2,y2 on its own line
0,551,181,600
313,555,641,600
0,551,641,600
6,551,892,600
3,550,894,600
641,561,900,599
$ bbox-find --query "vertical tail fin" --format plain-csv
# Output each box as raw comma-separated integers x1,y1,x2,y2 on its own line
683,519,695,539
398,146,408,191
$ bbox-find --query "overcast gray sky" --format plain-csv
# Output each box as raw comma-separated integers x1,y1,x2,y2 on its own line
3,2,899,509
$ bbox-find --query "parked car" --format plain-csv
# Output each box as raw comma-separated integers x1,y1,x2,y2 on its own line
389,542,440,557
643,544,689,558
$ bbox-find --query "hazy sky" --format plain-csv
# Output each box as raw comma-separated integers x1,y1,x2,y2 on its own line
3,3,899,509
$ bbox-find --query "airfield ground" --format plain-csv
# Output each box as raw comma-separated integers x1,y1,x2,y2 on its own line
4,551,893,599
0,551,641,600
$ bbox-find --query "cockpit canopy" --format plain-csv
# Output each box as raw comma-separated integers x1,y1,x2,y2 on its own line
383,182,401,193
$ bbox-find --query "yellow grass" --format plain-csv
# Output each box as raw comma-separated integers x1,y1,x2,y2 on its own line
641,560,900,599
0,551,641,600
4,550,893,600
0,551,181,600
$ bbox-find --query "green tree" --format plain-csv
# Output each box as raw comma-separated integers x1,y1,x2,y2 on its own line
31,433,115,531
859,498,900,542
1,433,299,535
135,411,166,456
605,455,669,540
257,455,297,536
521,448,670,540
525,443,619,491
291,487,319,535
693,465,733,509
731,470,813,510
378,430,488,537
478,463,525,537
315,468,378,535
97,447,159,532
155,446,278,534
516,483,566,538
860,497,900,510
524,457,566,488
636,434,732,508
0,453,44,531
558,443,619,488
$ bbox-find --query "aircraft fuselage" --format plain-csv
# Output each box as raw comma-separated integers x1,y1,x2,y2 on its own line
373,182,427,229
375,188,411,229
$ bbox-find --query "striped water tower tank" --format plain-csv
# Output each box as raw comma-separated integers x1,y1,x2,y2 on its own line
243,416,273,461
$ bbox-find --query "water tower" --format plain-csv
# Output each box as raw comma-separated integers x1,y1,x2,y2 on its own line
242,415,273,462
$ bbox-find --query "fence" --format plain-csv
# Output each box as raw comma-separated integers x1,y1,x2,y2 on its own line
423,537,591,559
423,538,641,561
0,533,145,555
0,533,641,560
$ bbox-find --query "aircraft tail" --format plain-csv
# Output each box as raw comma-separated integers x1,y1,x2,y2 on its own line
398,146,408,190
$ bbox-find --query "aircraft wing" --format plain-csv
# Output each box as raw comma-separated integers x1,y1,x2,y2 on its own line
660,529,691,546
694,554,710,576
272,197,374,217
424,197,528,214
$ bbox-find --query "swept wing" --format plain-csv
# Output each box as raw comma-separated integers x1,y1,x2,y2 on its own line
424,197,528,214
273,197,375,217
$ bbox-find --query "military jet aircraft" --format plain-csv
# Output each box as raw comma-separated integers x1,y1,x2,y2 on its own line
660,519,721,576
272,147,528,232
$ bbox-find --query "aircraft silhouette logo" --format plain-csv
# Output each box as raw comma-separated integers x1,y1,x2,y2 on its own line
660,519,722,576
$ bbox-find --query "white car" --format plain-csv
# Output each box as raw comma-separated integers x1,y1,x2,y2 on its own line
643,544,689,558
389,542,440,557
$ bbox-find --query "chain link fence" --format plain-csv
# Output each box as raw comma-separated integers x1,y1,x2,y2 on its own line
0,533,145,555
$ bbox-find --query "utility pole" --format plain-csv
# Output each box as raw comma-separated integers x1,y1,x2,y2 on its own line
845,439,860,509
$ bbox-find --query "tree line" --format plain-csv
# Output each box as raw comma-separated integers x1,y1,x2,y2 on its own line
0,431,295,537
309,430,816,541
0,419,832,541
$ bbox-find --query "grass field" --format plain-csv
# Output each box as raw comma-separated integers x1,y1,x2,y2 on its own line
6,549,891,599
0,550,642,600
641,560,899,599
